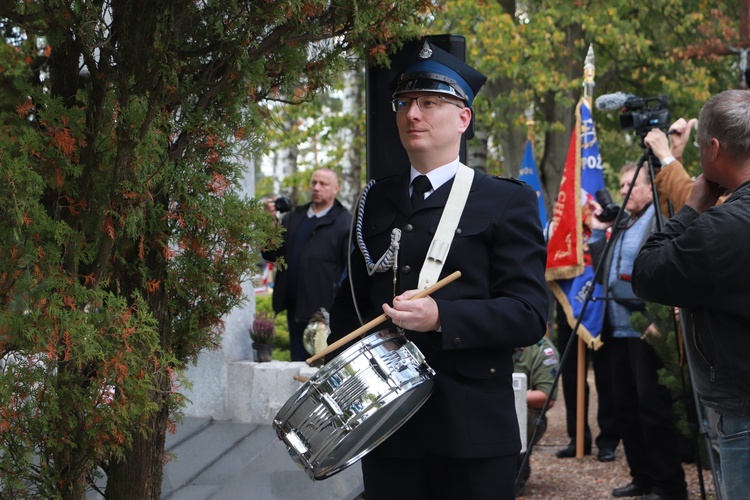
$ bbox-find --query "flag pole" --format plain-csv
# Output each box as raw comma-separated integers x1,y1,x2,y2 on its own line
576,43,596,459
525,105,535,143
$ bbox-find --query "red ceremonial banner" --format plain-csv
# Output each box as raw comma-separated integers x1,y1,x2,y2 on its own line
545,127,583,279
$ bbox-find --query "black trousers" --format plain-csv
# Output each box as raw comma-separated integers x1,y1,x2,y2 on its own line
555,302,619,451
286,310,308,362
361,454,517,500
609,334,687,495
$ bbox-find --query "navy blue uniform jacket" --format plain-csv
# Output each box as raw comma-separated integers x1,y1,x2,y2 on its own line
329,168,549,459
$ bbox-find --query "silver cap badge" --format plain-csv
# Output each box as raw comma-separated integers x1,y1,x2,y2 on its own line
419,40,433,59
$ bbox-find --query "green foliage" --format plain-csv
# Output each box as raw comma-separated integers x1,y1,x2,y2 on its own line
256,70,369,209
0,293,167,497
255,293,290,361
253,1,745,204
432,0,740,206
631,303,711,465
0,0,430,495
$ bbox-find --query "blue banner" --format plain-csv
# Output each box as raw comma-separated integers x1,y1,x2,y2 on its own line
579,101,605,201
518,140,547,225
556,271,603,341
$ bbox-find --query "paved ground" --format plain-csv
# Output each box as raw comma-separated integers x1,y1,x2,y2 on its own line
161,418,363,500
519,369,719,499
86,417,363,500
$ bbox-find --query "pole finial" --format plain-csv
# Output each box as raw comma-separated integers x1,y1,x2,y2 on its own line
583,44,596,99
524,104,535,141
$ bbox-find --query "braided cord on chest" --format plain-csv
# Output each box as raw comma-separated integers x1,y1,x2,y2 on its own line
356,180,402,276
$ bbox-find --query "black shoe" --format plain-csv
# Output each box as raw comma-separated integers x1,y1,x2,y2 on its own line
555,443,591,458
597,447,615,462
612,482,651,497
640,494,687,500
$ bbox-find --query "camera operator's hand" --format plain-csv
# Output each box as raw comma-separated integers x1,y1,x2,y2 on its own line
686,174,726,214
667,117,696,159
586,199,613,231
263,197,278,218
643,128,671,163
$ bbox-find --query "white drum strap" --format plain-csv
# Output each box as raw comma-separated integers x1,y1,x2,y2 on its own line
417,163,474,290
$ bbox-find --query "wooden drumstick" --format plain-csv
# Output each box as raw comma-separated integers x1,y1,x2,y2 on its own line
305,270,461,365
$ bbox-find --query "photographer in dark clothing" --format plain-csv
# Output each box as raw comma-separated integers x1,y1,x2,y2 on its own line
262,168,351,361
633,89,750,500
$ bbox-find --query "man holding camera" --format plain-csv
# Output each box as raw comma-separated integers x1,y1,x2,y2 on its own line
633,89,750,499
261,168,352,361
590,163,687,500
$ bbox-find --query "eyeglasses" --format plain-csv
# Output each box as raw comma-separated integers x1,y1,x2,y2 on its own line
391,95,465,113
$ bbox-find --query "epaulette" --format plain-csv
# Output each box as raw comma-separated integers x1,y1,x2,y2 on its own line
491,175,526,186
370,173,402,186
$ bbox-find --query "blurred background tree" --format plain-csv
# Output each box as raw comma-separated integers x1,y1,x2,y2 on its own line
258,0,750,209
435,0,741,211
258,1,744,210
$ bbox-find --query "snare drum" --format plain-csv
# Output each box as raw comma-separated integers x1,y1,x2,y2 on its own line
273,329,435,480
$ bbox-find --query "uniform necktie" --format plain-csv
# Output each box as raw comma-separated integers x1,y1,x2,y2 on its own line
410,175,432,209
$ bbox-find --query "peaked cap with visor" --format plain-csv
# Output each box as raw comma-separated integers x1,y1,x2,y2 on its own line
392,39,487,109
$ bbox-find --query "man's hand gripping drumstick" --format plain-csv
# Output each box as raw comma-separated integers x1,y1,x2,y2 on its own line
306,270,461,365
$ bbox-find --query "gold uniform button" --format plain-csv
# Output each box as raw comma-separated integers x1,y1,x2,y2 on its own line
402,266,411,274
452,337,462,346
404,224,413,232
455,228,462,235
489,367,496,374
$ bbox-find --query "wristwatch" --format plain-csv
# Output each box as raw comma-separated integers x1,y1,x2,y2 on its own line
660,156,676,167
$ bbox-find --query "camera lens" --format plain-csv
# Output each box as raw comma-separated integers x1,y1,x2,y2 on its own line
274,195,292,213
595,188,620,223
596,188,613,207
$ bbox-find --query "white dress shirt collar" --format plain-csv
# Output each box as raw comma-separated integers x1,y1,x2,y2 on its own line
307,204,333,218
409,157,460,197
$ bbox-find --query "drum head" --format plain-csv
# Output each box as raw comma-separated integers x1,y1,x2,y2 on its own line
273,330,435,480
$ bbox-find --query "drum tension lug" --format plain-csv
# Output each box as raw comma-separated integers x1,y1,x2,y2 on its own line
369,355,391,383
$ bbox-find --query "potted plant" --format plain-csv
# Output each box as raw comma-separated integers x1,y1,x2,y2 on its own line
250,312,276,362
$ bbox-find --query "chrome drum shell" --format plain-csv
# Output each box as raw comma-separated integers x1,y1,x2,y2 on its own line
273,330,435,480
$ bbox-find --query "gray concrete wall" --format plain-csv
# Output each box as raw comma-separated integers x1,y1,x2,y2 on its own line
181,282,256,420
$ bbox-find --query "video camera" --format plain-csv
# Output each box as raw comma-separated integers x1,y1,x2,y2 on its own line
619,95,670,138
274,195,292,213
595,188,621,223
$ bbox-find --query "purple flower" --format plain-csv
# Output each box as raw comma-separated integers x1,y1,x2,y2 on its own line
250,312,276,343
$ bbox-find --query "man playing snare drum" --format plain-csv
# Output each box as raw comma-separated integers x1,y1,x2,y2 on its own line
328,39,549,499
